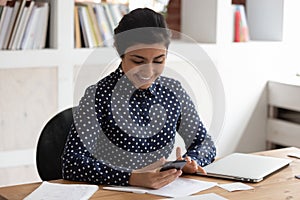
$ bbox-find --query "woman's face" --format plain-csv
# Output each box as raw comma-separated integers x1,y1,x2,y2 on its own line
121,43,167,89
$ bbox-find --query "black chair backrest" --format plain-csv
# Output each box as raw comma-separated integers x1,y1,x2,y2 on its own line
36,107,74,181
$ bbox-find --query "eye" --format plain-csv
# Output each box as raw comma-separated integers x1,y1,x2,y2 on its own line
153,60,164,64
132,60,144,64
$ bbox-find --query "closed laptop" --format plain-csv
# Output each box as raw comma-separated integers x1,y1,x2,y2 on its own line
198,153,292,182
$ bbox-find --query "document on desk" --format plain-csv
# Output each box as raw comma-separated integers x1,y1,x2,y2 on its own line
165,193,228,200
24,181,98,200
103,177,217,198
218,182,254,192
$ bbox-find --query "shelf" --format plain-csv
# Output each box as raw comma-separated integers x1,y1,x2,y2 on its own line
268,80,300,112
267,118,300,148
0,49,60,68
267,80,300,149
1,40,291,69
0,47,118,68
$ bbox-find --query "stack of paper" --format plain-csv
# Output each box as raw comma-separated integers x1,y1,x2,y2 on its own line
24,182,98,200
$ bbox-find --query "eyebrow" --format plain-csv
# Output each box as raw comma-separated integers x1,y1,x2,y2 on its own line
130,54,166,60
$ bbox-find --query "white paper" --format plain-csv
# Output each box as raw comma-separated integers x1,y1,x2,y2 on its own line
24,181,99,200
288,152,300,159
168,193,228,200
218,182,254,192
103,177,217,198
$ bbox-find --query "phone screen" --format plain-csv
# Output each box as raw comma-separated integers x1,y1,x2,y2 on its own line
160,160,187,172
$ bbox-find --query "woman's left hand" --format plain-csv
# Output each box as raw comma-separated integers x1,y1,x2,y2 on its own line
176,147,207,175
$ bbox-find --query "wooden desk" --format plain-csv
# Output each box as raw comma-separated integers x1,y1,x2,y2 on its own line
1,147,300,200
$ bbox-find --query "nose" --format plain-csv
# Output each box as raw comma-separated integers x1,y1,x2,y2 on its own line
140,63,153,77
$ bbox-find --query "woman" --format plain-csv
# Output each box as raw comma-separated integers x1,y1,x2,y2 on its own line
62,8,216,189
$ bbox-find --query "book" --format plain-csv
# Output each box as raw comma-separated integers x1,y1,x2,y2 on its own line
87,3,103,47
74,2,128,48
77,6,87,47
74,5,82,48
21,4,40,49
233,6,241,42
108,4,122,27
0,6,6,31
8,0,27,49
0,4,13,49
102,3,115,34
0,6,8,48
3,0,20,49
233,4,249,42
10,2,29,49
15,0,34,49
238,5,250,42
93,4,113,46
0,0,50,50
84,6,98,47
32,2,49,49
78,5,94,48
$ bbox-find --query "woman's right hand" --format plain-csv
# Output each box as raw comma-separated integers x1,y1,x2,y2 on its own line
128,158,182,189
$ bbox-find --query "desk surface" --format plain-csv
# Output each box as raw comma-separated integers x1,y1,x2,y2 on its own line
1,147,300,200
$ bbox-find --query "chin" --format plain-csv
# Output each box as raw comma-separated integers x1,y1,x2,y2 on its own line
139,84,151,89
134,79,153,89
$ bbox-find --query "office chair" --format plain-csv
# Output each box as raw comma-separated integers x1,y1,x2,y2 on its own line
36,107,74,181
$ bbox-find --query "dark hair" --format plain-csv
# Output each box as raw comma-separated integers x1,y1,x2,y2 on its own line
114,8,171,57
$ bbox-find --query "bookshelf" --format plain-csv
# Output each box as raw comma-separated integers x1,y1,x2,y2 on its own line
0,0,296,187
181,0,288,43
0,0,290,52
74,1,129,48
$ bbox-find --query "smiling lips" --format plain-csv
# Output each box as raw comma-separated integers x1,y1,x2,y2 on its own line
135,74,152,84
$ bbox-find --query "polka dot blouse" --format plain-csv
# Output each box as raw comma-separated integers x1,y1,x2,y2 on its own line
62,65,216,186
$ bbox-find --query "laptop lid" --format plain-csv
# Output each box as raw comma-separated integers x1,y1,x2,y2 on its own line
198,153,292,182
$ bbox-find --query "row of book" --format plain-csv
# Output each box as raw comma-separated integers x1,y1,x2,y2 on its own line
0,0,49,50
75,2,128,48
233,4,249,42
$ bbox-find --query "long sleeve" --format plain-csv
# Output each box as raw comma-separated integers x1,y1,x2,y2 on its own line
62,123,132,185
176,83,216,167
61,83,132,186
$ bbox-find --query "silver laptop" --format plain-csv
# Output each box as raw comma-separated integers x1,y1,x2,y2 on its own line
198,153,292,182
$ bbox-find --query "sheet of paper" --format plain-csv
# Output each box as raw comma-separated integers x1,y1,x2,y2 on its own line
24,181,99,200
103,177,217,198
218,182,253,192
288,152,300,159
166,193,228,200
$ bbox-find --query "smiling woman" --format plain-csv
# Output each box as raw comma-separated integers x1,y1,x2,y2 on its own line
121,43,167,89
61,7,216,189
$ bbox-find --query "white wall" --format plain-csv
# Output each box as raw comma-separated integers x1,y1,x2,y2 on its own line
204,42,299,156
149,41,300,158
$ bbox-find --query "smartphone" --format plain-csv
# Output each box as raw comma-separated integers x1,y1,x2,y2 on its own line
160,160,187,172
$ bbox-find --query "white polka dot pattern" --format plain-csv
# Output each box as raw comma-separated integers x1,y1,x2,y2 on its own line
62,65,216,186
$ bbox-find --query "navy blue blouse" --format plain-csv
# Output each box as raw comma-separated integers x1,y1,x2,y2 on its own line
62,65,216,185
